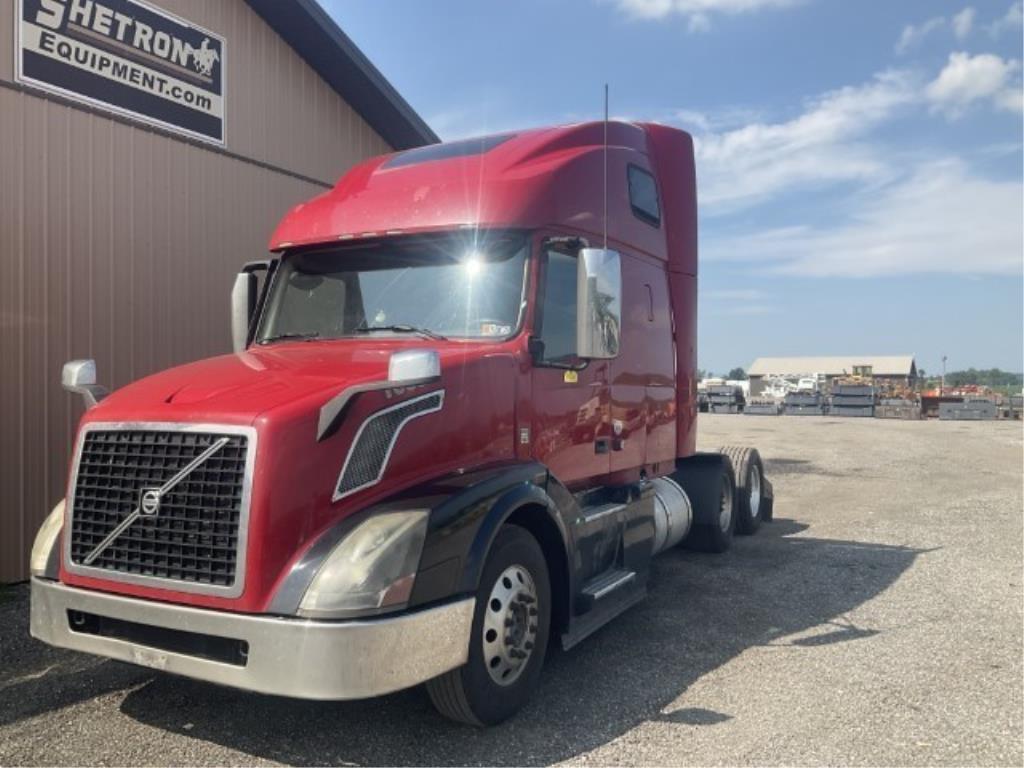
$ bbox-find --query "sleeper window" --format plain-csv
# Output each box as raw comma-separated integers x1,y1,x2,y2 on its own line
627,165,660,227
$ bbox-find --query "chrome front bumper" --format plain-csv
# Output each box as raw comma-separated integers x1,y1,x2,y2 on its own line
30,578,474,700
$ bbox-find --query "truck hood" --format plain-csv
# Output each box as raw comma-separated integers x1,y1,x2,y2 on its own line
65,338,520,613
91,342,407,424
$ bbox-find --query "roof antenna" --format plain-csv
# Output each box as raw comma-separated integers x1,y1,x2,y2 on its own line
603,83,609,250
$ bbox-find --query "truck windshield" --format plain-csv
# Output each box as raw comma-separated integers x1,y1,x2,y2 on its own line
256,233,528,343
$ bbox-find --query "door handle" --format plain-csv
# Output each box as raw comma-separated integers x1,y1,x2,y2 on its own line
594,438,610,454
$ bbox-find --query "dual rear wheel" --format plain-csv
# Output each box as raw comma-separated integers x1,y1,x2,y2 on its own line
674,448,766,552
719,446,767,534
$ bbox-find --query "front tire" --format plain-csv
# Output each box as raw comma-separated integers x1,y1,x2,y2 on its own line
426,525,551,726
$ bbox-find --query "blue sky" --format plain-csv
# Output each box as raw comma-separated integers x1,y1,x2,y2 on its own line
326,0,1023,375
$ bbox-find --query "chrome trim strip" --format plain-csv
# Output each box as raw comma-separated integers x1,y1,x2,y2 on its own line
31,578,474,700
332,390,445,502
316,377,438,442
579,503,626,525
589,571,636,600
63,422,258,599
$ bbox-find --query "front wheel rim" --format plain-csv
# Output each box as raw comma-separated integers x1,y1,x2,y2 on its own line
482,564,539,686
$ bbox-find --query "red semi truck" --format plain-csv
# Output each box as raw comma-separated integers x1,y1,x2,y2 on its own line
30,121,772,725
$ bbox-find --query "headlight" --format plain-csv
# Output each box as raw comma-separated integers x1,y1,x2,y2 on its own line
299,510,428,618
30,500,65,579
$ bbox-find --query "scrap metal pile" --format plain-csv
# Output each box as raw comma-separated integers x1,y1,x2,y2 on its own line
701,374,1021,421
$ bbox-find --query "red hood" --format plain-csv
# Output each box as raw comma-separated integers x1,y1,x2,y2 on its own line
66,338,521,613
89,341,426,424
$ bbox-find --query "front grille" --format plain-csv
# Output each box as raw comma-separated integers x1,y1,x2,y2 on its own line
68,428,249,590
335,391,444,499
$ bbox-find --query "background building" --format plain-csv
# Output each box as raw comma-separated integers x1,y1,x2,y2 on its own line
747,356,918,396
0,0,436,582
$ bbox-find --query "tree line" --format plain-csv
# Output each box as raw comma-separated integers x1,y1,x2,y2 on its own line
937,368,1023,388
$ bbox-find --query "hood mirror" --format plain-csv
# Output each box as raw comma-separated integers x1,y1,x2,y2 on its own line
388,349,441,383
62,359,109,409
576,248,622,359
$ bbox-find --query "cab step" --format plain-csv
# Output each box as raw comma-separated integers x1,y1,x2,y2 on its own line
563,570,645,651
581,568,636,602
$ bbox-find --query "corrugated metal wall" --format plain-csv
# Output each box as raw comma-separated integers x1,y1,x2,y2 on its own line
0,0,395,582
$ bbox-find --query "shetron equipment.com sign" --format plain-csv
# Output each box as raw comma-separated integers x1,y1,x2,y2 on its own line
16,0,226,144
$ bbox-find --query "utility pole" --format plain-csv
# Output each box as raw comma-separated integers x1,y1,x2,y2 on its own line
941,355,947,394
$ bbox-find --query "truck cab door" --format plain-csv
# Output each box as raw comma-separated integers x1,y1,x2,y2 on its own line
529,245,610,489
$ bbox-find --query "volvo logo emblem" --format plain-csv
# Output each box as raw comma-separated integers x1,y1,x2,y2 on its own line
139,489,162,517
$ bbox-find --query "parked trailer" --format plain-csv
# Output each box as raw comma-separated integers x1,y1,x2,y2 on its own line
29,122,773,726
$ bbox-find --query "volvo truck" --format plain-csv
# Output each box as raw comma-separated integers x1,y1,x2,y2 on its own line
30,121,772,725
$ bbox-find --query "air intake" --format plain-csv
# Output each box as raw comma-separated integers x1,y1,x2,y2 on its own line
334,391,444,500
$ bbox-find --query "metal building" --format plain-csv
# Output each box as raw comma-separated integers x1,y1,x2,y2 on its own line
0,0,436,582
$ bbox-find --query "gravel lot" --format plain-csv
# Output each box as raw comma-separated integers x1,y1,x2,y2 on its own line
1,415,1021,766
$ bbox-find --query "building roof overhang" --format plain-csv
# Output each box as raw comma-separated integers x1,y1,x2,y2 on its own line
244,0,438,150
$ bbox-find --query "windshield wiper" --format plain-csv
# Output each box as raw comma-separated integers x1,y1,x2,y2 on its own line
354,324,448,341
257,332,321,345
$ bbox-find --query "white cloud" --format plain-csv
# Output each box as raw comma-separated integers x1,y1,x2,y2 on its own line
670,106,764,133
687,12,712,32
895,7,980,53
691,70,917,213
926,52,1023,117
995,87,1024,113
704,289,776,315
952,6,976,38
718,304,778,315
674,55,1019,215
706,289,766,301
705,159,1023,277
610,0,800,29
679,55,1022,278
895,16,945,54
987,1,1023,36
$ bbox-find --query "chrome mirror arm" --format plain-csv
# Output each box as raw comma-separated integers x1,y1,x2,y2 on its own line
61,359,109,409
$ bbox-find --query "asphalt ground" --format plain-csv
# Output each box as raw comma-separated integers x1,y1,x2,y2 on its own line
1,415,1021,766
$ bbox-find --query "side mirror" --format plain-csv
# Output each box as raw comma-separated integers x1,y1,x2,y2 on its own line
576,248,622,359
62,359,108,409
231,272,257,353
231,260,272,353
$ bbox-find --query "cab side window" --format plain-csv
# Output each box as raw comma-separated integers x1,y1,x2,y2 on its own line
628,165,660,227
536,249,577,362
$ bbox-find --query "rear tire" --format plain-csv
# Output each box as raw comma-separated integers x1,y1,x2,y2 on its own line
676,455,737,553
719,446,764,535
426,525,551,726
